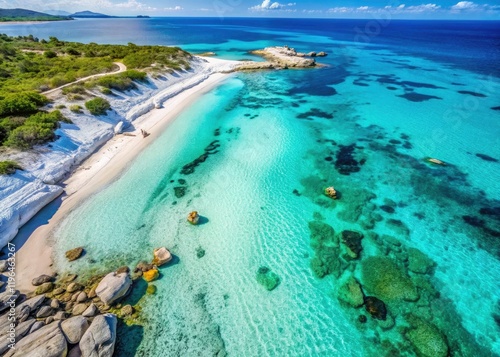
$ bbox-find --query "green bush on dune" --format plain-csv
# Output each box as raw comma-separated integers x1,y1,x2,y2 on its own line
85,97,110,116
0,92,49,117
0,160,22,175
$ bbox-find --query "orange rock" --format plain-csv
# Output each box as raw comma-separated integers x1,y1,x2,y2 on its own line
143,268,159,282
152,247,172,267
324,187,337,199
187,211,200,225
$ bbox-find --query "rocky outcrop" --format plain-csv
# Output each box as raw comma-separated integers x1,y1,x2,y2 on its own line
256,266,280,291
79,314,117,357
65,247,84,261
152,247,172,266
95,272,132,306
249,46,317,69
187,211,200,225
5,322,67,357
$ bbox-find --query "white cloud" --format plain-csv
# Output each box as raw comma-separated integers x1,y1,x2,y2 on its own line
451,1,478,10
164,6,183,11
250,0,296,11
329,3,441,14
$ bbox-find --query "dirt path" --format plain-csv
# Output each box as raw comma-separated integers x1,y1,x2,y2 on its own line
43,62,127,96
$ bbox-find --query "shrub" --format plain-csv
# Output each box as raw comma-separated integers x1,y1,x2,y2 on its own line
44,51,57,58
92,70,147,92
0,92,49,117
62,85,86,95
56,104,66,109
0,160,22,175
85,97,110,116
70,105,83,113
67,94,85,101
66,48,80,56
4,110,69,149
101,87,112,95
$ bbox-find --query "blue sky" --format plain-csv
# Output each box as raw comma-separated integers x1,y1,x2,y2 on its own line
1,0,499,19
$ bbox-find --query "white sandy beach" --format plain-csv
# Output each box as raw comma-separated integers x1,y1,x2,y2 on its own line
4,57,237,292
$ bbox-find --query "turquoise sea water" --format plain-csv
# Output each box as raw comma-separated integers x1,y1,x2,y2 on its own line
6,19,500,356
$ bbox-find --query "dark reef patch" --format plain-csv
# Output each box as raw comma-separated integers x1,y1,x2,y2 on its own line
334,144,364,175
458,90,487,98
380,205,395,214
296,108,334,120
491,106,500,111
181,140,221,175
397,92,442,102
476,153,498,162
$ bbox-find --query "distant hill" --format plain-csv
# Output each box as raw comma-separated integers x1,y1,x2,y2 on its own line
44,10,72,16
0,8,72,21
69,10,114,18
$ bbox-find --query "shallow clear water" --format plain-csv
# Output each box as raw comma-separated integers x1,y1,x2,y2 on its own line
7,18,500,356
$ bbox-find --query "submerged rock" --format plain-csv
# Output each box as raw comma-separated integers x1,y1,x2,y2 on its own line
426,158,446,166
152,247,172,266
256,266,280,291
146,284,157,295
34,282,54,295
188,211,200,225
79,314,117,357
65,247,84,262
174,186,186,198
408,248,435,274
361,256,419,302
143,268,159,282
95,272,132,306
364,296,387,320
340,230,364,259
406,315,449,357
337,275,364,307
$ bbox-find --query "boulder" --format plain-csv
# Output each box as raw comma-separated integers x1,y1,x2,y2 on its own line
95,272,132,306
61,316,90,344
115,266,130,275
152,247,172,266
317,51,327,57
340,230,364,259
67,282,83,293
0,260,7,272
68,345,82,357
406,315,449,357
15,295,45,315
61,274,78,283
337,275,364,307
79,314,117,357
136,261,154,273
426,158,445,165
408,248,435,274
54,311,67,320
146,284,157,295
0,290,20,313
45,317,55,324
29,321,45,334
0,319,36,354
307,51,317,57
35,282,54,295
77,292,88,303
5,322,67,357
324,186,338,199
114,121,124,135
36,306,54,318
82,303,98,318
364,296,387,320
187,211,200,225
32,274,53,286
53,288,65,296
72,303,88,316
361,256,419,302
65,247,84,262
120,305,134,316
143,268,159,282
50,299,60,309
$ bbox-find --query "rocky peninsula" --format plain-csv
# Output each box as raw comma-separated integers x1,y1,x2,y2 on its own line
236,46,327,70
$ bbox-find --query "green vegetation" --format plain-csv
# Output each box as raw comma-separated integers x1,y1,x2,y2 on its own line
0,34,190,151
0,8,71,22
85,98,110,115
70,105,83,113
0,160,22,175
2,110,70,149
87,70,147,92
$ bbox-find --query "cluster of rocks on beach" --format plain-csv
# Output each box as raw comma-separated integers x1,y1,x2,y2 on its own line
0,246,173,356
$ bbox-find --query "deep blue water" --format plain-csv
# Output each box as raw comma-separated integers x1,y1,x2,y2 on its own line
1,18,499,76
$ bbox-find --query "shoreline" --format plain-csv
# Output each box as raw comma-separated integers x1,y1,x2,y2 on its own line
13,70,232,293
